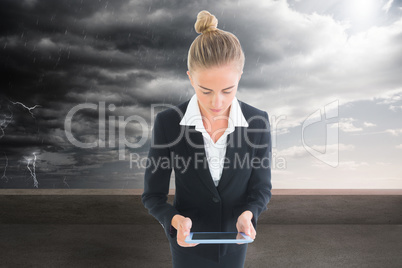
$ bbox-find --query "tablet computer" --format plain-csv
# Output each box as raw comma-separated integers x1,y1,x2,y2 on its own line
185,232,254,244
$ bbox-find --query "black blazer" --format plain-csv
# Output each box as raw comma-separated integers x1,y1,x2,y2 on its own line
142,98,272,263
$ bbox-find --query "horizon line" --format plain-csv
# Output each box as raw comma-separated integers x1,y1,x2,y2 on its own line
0,189,401,195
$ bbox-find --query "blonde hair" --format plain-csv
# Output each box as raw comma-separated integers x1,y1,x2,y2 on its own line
187,10,245,75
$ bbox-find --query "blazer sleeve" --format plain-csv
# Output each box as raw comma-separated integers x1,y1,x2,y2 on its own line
238,111,272,227
141,112,179,239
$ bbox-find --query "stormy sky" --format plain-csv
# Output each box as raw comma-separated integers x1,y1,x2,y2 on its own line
1,0,401,189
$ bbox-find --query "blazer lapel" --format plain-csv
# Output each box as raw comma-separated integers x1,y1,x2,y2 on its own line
184,125,220,196
217,127,247,191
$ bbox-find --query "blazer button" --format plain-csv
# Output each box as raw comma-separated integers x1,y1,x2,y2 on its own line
212,197,220,203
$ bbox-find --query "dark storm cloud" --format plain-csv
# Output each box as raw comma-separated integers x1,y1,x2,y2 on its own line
3,0,400,188
0,0,201,104
0,0,211,188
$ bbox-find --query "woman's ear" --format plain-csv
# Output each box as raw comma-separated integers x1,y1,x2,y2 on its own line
187,70,194,87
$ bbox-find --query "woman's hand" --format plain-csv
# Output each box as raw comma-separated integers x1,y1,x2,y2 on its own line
171,214,199,247
236,210,256,240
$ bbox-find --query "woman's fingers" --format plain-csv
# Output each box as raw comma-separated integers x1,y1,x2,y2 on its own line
177,217,198,247
180,217,192,236
236,214,257,240
244,221,256,239
182,242,199,247
243,224,251,237
249,223,256,239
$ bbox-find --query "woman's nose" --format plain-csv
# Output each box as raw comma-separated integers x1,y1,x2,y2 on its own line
212,93,222,108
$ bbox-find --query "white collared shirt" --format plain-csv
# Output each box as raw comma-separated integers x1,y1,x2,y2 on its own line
179,93,249,186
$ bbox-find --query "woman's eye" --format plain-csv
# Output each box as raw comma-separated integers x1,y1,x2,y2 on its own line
201,90,232,95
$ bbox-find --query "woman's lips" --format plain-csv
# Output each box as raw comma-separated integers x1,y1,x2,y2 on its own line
210,108,222,113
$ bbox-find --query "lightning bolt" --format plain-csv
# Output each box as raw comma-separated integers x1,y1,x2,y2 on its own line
1,152,9,182
2,100,43,187
0,105,13,139
26,153,39,188
9,101,41,118
63,176,70,188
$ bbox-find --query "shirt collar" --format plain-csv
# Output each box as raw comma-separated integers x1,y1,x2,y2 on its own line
179,93,249,132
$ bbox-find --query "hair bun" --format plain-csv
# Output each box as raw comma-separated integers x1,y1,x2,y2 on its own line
194,10,218,34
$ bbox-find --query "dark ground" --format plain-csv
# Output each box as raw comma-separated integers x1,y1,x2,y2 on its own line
0,190,401,268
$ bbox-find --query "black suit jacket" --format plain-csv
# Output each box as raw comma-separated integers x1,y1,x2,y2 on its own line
142,98,272,263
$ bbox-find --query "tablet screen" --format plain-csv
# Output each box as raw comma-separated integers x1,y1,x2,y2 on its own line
192,232,243,240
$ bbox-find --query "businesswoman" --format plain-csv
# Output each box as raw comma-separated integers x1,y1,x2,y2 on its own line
142,10,272,267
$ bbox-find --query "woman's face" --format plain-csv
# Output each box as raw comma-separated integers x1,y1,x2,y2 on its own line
187,63,242,120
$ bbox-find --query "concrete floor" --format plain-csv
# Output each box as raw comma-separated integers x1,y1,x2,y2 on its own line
0,190,401,268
